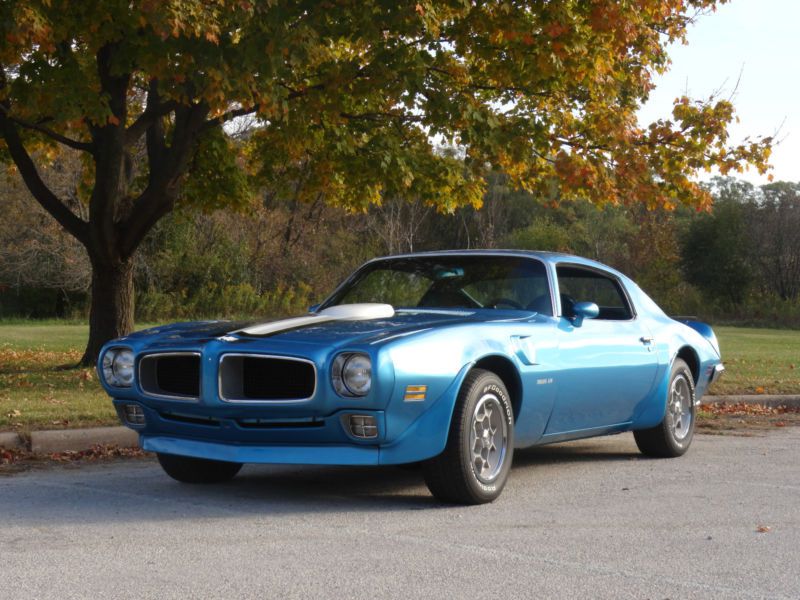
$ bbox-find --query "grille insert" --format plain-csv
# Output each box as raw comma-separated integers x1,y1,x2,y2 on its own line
236,418,324,429
160,411,220,427
219,354,316,402
139,353,201,400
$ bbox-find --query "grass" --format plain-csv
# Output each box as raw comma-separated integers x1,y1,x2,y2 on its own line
0,321,798,432
1,322,104,352
0,322,158,433
712,327,800,395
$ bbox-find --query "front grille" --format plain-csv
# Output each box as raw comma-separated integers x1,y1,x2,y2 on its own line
219,354,316,401
139,353,201,399
157,356,200,396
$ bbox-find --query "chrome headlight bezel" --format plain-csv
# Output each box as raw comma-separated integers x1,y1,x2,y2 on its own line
332,352,372,397
100,347,135,388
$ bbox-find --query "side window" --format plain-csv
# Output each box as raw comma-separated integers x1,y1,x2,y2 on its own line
463,259,553,316
462,276,552,315
555,265,633,320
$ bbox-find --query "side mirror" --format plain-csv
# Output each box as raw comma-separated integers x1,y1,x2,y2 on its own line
308,304,320,313
572,301,599,327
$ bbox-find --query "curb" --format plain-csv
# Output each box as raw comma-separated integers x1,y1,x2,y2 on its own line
1,395,799,453
30,426,139,454
0,426,139,453
705,395,800,408
0,431,25,450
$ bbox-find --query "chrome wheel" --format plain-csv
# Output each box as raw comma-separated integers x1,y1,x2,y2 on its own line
669,374,693,441
469,393,508,484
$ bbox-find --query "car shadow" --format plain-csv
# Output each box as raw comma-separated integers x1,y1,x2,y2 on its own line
230,463,436,510
511,436,643,468
2,435,646,525
168,435,644,512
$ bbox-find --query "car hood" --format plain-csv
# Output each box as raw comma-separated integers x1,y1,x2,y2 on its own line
125,307,536,350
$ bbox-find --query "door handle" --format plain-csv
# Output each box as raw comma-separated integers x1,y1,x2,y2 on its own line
640,336,654,344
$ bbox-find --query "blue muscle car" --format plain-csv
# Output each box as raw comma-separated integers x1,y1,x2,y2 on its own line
98,251,724,504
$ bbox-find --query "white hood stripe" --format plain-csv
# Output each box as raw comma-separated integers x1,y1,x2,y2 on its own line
238,314,334,336
237,303,395,337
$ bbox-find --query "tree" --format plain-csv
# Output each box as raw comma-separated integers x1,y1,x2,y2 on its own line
0,0,771,364
681,196,754,306
749,182,800,301
0,150,91,298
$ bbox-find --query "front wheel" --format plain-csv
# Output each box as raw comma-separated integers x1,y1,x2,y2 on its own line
423,369,515,504
157,453,242,484
633,358,696,458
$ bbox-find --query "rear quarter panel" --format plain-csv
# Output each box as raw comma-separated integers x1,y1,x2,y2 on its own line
625,281,722,429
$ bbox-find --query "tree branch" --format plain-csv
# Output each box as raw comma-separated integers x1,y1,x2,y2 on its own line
201,75,353,130
125,100,178,144
125,79,179,145
202,104,259,130
0,106,94,152
120,102,210,257
140,79,167,167
340,110,423,123
83,43,133,260
0,111,90,245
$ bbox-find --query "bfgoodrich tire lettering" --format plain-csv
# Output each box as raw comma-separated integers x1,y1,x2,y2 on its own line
633,358,696,458
157,453,242,484
423,369,515,504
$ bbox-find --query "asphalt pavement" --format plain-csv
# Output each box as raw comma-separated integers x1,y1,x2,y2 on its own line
1,428,798,599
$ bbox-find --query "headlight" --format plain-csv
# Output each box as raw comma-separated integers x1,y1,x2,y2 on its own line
100,348,135,388
332,352,372,397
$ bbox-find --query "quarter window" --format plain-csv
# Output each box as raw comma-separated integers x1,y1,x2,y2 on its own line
556,265,633,320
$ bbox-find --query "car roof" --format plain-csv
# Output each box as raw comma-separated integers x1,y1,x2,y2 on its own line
369,249,631,281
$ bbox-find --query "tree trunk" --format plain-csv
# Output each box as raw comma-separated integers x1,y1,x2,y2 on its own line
80,257,135,366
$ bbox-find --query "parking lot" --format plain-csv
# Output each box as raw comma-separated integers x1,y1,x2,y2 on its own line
1,428,798,599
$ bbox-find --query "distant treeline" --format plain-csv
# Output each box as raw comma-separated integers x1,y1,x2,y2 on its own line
1,175,799,327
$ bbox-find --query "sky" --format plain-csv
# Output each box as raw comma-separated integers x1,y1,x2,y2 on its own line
637,0,800,184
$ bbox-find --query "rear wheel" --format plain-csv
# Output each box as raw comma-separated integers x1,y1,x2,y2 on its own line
423,369,514,504
157,453,242,484
634,358,696,458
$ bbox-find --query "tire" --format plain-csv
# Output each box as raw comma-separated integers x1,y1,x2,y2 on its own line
423,369,515,504
157,452,242,484
396,461,423,471
633,358,696,458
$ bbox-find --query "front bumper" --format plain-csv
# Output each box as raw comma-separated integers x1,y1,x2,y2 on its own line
110,352,472,467
142,435,380,465
114,383,461,466
114,399,385,446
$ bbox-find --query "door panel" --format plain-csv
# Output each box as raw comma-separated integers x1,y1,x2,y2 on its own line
544,264,659,434
545,318,658,433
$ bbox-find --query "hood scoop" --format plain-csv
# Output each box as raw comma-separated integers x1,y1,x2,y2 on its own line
237,303,395,337
316,303,395,320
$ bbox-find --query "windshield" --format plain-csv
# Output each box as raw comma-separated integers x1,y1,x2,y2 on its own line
323,255,553,314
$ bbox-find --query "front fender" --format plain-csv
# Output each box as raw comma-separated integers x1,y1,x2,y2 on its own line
378,362,473,464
